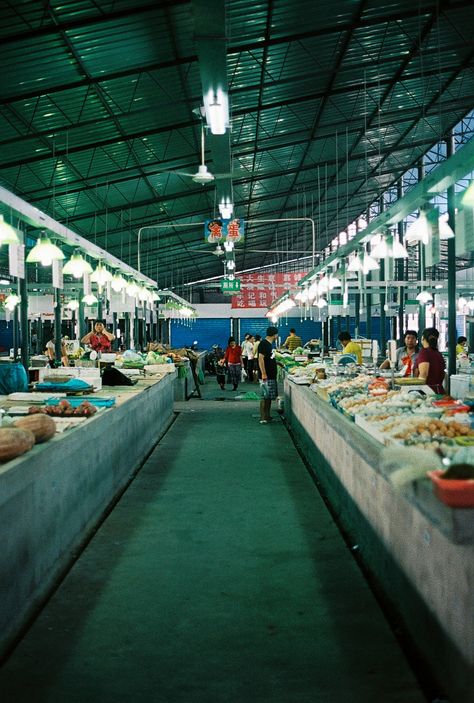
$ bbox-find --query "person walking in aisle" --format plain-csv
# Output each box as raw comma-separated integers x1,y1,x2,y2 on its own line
283,328,302,352
258,326,279,424
245,334,256,382
240,333,251,378
224,336,243,390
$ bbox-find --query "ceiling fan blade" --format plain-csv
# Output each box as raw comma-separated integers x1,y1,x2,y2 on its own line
155,170,196,177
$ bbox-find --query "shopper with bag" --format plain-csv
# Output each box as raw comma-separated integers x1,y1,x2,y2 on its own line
257,326,279,424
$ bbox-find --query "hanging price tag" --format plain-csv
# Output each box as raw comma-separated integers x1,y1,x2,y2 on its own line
52,259,63,289
8,231,25,279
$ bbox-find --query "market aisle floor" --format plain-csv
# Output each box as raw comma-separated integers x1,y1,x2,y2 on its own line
0,380,426,703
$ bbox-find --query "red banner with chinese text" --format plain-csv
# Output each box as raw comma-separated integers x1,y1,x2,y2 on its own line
231,272,307,309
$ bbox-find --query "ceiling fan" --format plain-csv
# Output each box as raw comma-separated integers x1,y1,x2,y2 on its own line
156,122,235,184
189,243,225,256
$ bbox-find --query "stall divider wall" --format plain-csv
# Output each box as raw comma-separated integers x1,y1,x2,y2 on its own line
284,380,474,703
0,374,175,659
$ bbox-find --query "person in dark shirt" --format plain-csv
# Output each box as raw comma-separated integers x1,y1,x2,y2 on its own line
257,326,279,424
413,327,445,394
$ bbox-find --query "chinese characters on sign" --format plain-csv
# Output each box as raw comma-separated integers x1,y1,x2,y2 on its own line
221,278,241,295
205,218,245,244
231,272,307,309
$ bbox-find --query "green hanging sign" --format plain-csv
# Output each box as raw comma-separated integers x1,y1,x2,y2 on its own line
221,278,241,294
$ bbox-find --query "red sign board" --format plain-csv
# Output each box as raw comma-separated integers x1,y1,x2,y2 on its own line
231,272,306,309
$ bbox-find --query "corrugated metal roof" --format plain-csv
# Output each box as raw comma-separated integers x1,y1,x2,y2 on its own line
0,0,473,289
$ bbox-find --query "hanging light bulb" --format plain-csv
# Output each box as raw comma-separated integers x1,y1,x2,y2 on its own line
347,254,363,272
82,293,99,305
67,300,80,311
63,251,93,278
316,297,328,309
151,291,161,302
438,213,455,240
370,234,391,259
416,290,433,304
91,262,112,287
5,293,20,310
126,280,139,297
404,212,431,245
26,235,65,266
361,252,380,274
111,272,126,292
0,215,20,245
391,235,409,258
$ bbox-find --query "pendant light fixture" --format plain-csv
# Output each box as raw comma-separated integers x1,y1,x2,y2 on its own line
26,234,65,266
126,280,139,298
0,215,20,245
391,234,409,258
438,213,455,240
91,262,113,287
416,290,433,304
63,251,93,278
370,233,391,259
82,293,99,305
5,292,20,310
111,272,126,292
67,300,80,311
404,211,431,245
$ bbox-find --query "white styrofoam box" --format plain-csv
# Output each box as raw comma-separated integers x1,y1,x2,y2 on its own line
144,364,176,374
99,353,117,362
116,368,141,376
38,367,79,382
449,374,470,400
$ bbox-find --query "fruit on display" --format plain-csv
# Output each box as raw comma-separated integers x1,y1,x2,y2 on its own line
0,427,36,462
13,415,56,443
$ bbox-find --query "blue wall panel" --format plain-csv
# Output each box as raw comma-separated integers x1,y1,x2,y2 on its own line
170,319,232,350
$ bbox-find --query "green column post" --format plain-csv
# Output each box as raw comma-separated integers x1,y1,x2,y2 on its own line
379,259,386,354
54,288,62,364
354,292,360,338
142,305,147,349
446,133,457,382
397,180,405,345
124,312,131,349
19,276,29,372
112,312,118,351
417,161,426,333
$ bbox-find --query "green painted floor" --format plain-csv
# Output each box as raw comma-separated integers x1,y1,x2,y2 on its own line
0,380,426,702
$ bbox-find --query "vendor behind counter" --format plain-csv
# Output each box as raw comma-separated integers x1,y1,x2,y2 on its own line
81,320,115,353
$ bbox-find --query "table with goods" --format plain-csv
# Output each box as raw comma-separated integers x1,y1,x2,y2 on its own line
0,368,175,660
280,349,474,703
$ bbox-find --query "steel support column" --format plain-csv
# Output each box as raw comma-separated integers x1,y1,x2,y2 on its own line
19,276,29,372
446,133,457,384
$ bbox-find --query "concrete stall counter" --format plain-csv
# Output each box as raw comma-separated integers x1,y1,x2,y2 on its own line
0,373,174,659
284,379,474,703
